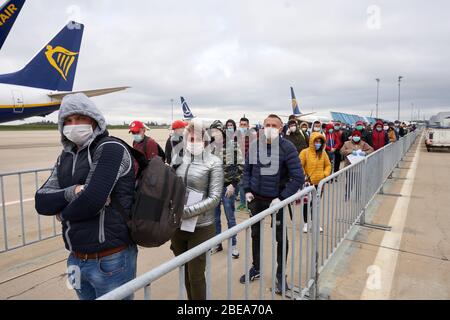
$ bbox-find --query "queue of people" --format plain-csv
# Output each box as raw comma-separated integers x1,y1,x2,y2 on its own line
35,93,413,300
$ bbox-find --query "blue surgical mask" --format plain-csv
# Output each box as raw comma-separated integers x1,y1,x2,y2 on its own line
315,143,322,150
227,128,234,133
376,127,383,132
356,126,364,131
334,126,341,131
239,128,248,133
133,134,144,143
353,137,361,143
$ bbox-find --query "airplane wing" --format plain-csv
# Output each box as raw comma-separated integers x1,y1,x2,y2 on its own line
295,112,316,118
48,86,130,100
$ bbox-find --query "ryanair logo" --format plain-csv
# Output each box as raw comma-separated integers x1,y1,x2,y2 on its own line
0,4,18,27
45,45,78,81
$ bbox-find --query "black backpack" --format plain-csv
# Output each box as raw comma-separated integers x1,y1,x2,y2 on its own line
108,137,186,248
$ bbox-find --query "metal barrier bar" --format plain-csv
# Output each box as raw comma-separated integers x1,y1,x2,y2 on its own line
18,173,25,246
179,265,186,300
1,176,8,251
0,167,57,253
244,227,250,300
98,187,316,300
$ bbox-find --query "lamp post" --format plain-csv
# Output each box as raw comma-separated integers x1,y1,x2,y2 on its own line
397,76,403,121
375,78,380,118
411,103,414,122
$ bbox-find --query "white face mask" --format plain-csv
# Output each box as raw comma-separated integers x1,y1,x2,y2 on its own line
384,126,389,131
264,127,280,140
186,142,204,156
173,129,185,137
63,125,93,146
289,126,297,133
313,127,321,132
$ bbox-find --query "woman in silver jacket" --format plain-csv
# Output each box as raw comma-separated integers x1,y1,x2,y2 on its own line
170,120,224,300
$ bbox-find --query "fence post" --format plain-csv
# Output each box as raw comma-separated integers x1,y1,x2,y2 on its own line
310,189,320,300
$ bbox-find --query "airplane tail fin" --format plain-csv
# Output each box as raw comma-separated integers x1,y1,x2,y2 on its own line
0,21,84,91
181,97,195,120
0,0,26,50
291,87,301,115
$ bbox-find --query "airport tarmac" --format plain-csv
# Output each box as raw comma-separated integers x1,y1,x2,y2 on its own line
0,130,448,300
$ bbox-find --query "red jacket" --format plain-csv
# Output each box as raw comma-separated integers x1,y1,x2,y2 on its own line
324,124,343,152
372,121,389,151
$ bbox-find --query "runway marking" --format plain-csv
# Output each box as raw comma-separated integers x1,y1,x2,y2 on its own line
360,141,421,300
0,198,35,207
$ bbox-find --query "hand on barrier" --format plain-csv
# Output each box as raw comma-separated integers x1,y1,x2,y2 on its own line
75,185,85,194
56,213,62,222
225,184,235,198
359,151,367,156
352,150,358,156
245,192,254,203
270,198,281,208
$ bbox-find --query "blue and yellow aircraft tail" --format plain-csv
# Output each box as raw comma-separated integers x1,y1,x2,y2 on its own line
181,97,195,120
0,0,25,50
0,21,84,91
291,86,301,115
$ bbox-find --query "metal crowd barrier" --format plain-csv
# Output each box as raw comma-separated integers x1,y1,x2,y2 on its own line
314,129,421,296
0,167,59,253
99,186,318,300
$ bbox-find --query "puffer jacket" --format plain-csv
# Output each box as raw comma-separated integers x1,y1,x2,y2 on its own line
176,151,224,228
300,132,332,186
242,137,305,201
340,140,375,166
35,93,135,254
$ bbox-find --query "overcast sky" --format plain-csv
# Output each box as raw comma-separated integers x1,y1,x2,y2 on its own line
1,0,449,125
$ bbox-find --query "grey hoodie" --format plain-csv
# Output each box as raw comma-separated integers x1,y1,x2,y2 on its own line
58,93,107,152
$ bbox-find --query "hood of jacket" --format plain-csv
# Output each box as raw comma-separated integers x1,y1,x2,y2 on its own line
58,93,108,152
308,132,326,153
325,123,335,132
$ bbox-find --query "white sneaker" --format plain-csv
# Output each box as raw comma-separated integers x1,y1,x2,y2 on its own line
232,246,240,259
320,227,324,233
303,223,308,233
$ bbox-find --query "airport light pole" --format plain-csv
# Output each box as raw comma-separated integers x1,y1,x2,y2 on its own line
411,103,414,122
397,76,403,121
375,78,380,118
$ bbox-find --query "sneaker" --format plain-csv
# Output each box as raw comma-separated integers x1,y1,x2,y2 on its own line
320,227,324,233
232,246,240,259
275,275,290,295
211,244,223,254
239,267,260,284
303,223,308,233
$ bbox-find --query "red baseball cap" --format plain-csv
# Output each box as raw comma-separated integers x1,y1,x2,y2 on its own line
129,121,148,134
172,120,188,130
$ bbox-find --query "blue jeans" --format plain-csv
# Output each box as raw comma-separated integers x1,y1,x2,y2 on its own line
67,245,138,300
214,189,237,246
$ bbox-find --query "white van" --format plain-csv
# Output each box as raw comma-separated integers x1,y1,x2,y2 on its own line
425,127,450,152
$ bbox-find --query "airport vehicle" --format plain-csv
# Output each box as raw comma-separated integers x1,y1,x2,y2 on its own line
0,0,25,50
0,21,128,123
425,126,450,152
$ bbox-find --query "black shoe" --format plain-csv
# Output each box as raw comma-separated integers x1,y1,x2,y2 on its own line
211,244,223,254
239,267,260,284
275,275,290,295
